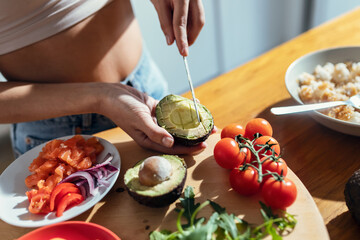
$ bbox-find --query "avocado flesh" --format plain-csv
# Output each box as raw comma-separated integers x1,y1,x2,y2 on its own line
156,94,214,145
124,155,187,207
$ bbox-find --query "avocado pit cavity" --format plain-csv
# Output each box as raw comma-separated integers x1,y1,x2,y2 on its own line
139,156,173,187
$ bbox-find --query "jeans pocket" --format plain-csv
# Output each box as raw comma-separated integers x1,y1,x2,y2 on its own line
25,135,50,152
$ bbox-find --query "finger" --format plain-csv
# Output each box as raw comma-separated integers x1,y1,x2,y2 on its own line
187,0,205,46
211,125,218,134
153,0,175,45
139,136,207,155
137,113,175,148
173,0,190,56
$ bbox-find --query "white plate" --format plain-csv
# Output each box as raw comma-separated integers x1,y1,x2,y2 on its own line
0,135,120,228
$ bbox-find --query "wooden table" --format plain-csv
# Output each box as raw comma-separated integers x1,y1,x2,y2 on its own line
2,7,360,240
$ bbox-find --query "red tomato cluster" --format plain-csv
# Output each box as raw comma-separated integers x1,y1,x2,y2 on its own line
214,118,297,210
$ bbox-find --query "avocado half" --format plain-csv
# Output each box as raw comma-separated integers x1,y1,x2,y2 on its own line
155,94,214,146
124,155,187,208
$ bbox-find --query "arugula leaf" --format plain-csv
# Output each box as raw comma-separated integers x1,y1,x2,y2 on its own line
150,187,297,240
149,230,173,240
176,186,201,228
209,201,240,238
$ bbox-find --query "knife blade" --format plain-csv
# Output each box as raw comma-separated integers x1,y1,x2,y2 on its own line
183,56,201,123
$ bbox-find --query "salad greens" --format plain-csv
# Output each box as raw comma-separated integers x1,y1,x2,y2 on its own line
150,186,297,240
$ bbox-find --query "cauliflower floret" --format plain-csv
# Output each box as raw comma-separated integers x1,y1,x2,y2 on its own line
349,111,360,123
327,105,354,121
333,63,350,84
314,64,333,81
299,85,314,102
312,81,335,101
351,62,360,80
343,82,359,97
323,62,334,74
298,72,315,86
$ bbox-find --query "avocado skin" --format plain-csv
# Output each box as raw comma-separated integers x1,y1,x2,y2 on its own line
125,171,187,208
345,169,360,224
173,124,214,146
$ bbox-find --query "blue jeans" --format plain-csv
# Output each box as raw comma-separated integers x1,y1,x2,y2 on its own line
11,45,168,158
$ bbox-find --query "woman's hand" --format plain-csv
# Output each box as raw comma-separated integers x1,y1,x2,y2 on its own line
151,0,205,56
99,83,208,154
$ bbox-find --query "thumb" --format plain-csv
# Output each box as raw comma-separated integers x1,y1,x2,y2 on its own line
140,114,174,148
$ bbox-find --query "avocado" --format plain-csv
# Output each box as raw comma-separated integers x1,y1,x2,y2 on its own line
124,155,187,208
155,94,214,146
345,169,360,224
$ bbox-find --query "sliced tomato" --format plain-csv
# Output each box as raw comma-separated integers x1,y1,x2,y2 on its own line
49,183,80,211
29,193,51,214
56,193,84,217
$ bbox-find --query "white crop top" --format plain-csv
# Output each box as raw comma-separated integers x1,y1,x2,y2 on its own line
0,0,113,55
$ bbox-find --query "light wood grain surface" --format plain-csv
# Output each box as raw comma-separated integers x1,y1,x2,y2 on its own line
2,7,360,240
0,131,329,240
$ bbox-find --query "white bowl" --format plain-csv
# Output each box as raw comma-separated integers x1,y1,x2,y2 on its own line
285,46,360,136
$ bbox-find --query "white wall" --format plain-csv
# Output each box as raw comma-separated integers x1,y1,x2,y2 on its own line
132,0,360,95
131,0,307,95
310,0,360,28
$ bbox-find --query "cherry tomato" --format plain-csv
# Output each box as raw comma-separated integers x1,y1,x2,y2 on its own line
221,123,245,139
214,138,251,169
244,118,273,140
56,193,84,217
261,156,288,182
261,176,297,210
253,136,280,156
50,183,80,211
229,166,261,196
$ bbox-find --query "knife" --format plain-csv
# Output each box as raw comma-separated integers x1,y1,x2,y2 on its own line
183,56,201,123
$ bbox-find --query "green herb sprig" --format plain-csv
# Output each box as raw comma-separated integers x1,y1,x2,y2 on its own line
150,186,297,240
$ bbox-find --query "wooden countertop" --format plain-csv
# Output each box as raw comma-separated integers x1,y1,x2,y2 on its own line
2,7,360,240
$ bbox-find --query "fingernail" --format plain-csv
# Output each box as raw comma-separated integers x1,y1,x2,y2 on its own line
181,46,189,56
166,35,171,45
162,136,174,147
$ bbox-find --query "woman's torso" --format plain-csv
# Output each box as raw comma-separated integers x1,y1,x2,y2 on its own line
0,0,142,83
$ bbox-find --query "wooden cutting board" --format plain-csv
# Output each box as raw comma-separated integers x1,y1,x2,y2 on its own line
2,129,329,239
88,129,329,240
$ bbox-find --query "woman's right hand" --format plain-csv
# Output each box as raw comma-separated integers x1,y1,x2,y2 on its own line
97,83,207,155
151,0,205,56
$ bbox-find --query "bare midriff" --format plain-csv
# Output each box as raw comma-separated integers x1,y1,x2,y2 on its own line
0,0,143,84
